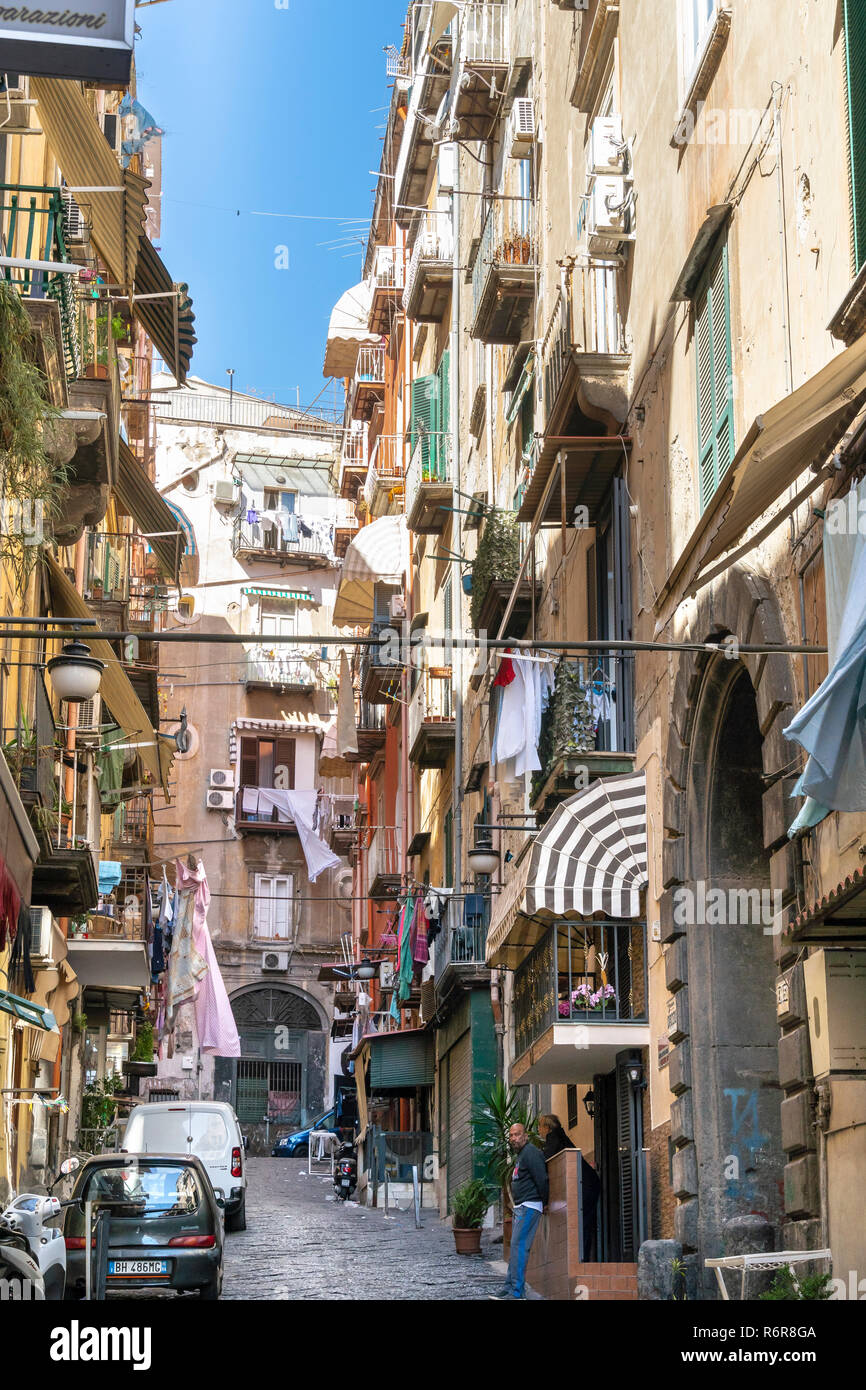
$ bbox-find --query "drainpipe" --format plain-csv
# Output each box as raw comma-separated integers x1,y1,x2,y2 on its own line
451,142,463,896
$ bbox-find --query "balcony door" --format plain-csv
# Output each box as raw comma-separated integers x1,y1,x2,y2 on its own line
586,475,634,752
593,1051,644,1262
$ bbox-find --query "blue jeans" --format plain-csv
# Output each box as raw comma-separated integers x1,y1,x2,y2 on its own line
504,1204,542,1298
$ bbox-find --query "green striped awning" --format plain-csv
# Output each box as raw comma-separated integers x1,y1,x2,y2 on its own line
241,587,313,601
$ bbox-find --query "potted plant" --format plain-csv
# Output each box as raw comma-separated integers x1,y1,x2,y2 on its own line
123,1021,157,1094
472,1081,540,1255
451,1178,492,1255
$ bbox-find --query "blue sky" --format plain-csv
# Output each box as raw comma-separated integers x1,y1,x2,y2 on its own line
134,0,406,410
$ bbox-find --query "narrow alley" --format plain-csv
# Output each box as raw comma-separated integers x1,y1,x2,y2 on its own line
221,1160,504,1301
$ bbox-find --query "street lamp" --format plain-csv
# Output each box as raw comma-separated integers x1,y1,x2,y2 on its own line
468,839,499,875
45,640,104,703
583,1088,596,1120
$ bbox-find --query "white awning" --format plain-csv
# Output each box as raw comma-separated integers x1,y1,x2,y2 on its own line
332,515,409,627
486,772,648,969
430,1,460,45
323,280,378,379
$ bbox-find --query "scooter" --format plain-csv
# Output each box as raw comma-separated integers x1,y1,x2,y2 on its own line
0,1156,81,1301
333,1139,357,1202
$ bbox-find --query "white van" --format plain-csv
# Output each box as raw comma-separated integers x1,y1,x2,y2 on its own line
122,1101,248,1231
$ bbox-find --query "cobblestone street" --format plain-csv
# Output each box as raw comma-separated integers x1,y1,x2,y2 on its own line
222,1159,506,1300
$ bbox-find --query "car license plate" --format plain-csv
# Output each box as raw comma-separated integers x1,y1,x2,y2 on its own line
341,1179,351,1188
108,1260,168,1277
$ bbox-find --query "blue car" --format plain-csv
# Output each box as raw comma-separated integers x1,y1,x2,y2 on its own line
271,1108,337,1157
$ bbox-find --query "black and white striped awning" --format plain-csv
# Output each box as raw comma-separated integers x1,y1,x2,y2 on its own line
486,772,648,969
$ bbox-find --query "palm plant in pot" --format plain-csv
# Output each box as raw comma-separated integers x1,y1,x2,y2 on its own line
451,1178,493,1255
472,1080,540,1253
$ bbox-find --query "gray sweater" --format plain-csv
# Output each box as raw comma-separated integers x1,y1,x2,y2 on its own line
511,1141,549,1207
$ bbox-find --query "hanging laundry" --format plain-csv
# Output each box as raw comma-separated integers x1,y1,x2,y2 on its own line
188,861,240,1058
493,652,517,687
282,511,299,544
337,649,359,758
587,682,614,733
412,896,430,966
165,860,209,1028
491,655,555,780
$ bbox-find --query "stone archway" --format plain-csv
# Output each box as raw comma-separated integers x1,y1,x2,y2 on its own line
659,565,796,1294
214,985,328,1150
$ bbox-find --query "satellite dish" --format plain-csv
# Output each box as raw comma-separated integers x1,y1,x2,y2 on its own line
334,870,353,908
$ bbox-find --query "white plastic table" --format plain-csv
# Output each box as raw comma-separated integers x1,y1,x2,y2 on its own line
704,1249,832,1300
308,1129,340,1176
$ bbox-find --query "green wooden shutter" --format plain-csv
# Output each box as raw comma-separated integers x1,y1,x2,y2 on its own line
695,242,734,512
436,348,451,481
845,0,866,272
411,372,440,479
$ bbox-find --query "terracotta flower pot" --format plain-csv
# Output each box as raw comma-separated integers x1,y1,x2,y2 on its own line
453,1226,483,1256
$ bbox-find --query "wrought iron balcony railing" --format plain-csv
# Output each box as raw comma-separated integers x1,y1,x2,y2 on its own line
0,183,81,379
541,265,627,426
460,1,509,65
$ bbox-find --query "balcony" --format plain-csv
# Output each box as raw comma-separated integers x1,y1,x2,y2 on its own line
532,655,636,813
366,827,401,900
408,669,455,769
109,795,154,864
333,497,361,558
393,9,454,230
369,246,405,336
235,787,297,835
405,434,452,534
243,648,316,694
1,184,81,381
339,429,368,499
469,510,541,638
232,513,335,568
541,267,630,437
363,434,405,519
434,897,490,1001
350,346,386,423
471,199,537,344
66,909,150,994
360,627,403,705
353,697,388,762
511,921,650,1085
403,211,453,323
453,3,510,137
322,794,356,853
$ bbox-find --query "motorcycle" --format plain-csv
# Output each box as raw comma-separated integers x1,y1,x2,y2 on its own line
0,1156,81,1301
333,1139,357,1202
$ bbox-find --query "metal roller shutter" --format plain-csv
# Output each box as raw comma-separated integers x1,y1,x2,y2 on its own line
447,1031,473,1205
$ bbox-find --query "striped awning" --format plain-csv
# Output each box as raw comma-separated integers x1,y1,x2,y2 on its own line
133,236,196,385
332,515,408,627
116,439,186,582
241,587,312,601
31,76,148,293
486,772,648,969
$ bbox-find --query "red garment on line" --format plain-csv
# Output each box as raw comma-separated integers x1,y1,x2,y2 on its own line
0,856,21,950
493,653,517,687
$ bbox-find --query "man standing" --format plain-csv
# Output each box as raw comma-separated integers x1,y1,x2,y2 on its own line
489,1122,549,1300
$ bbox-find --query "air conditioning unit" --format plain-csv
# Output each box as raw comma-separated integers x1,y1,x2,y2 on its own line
213,480,238,506
209,769,234,789
590,115,626,174
262,951,289,972
389,594,407,621
60,187,88,243
586,176,634,256
379,961,396,990
803,950,866,1078
29,907,58,967
509,99,535,158
71,695,101,735
101,112,121,156
206,789,234,811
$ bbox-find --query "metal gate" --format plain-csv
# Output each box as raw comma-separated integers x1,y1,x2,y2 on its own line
236,1059,303,1125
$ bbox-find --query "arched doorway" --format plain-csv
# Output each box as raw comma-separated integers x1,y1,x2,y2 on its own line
679,656,785,1283
214,987,327,1150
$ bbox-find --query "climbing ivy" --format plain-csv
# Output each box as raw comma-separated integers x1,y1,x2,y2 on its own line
470,509,520,629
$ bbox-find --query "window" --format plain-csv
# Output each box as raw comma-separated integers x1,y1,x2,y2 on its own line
694,241,734,512
844,0,866,272
253,873,294,940
263,489,297,513
238,735,297,825
443,806,454,888
517,157,532,236
259,603,297,639
680,0,716,84
567,1084,579,1132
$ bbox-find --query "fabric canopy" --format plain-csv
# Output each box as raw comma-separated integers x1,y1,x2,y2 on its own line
332,515,408,627
116,439,186,582
45,555,174,799
784,477,866,823
323,280,378,379
655,334,866,626
31,77,148,292
430,1,460,45
486,772,648,969
318,717,355,779
133,235,196,385
337,651,359,759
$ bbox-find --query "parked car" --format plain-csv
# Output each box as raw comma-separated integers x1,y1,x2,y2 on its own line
63,1154,224,1299
122,1101,248,1232
272,1106,337,1157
